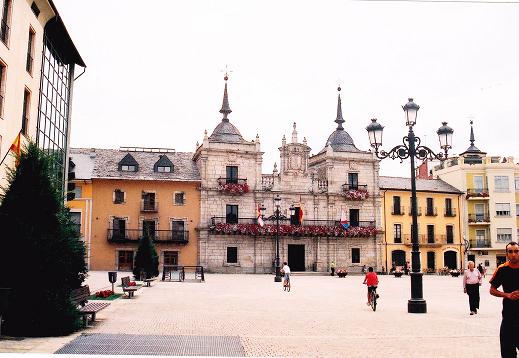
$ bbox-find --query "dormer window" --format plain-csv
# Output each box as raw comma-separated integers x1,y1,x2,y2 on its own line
118,153,139,172
154,155,174,173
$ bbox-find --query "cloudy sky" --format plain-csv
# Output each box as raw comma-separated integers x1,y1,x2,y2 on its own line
54,0,519,177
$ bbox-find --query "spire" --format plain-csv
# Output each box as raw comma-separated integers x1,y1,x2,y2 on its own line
219,73,232,122
469,120,475,146
335,86,345,130
292,122,298,143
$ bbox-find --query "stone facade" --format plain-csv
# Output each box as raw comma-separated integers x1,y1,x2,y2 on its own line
194,81,383,273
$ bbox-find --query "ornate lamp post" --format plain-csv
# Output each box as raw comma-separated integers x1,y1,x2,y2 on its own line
366,98,454,313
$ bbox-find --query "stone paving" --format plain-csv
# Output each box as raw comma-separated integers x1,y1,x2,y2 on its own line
0,271,504,357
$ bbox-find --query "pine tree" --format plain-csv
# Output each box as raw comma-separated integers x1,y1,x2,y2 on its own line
0,142,87,336
133,229,159,279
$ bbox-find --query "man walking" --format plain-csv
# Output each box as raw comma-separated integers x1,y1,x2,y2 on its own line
490,241,519,357
463,261,482,315
330,261,336,276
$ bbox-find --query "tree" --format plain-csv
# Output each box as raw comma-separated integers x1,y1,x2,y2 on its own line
133,229,159,279
0,142,87,336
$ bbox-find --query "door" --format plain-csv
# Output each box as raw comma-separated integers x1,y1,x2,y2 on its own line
288,244,305,271
348,173,358,190
476,229,486,247
391,250,406,266
113,218,126,239
142,220,156,239
172,220,185,240
473,176,483,192
118,250,134,271
444,251,457,269
349,209,359,227
475,204,485,221
427,251,436,271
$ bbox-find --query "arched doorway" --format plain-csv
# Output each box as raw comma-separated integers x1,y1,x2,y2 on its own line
444,251,457,269
391,250,406,266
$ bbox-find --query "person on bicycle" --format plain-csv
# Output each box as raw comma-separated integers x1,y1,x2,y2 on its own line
282,262,291,287
363,266,379,306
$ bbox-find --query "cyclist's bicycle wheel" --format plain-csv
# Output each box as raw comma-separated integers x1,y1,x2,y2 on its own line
370,291,377,311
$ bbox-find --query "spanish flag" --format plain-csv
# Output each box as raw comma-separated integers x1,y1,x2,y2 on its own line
257,203,264,227
10,131,21,165
299,204,304,224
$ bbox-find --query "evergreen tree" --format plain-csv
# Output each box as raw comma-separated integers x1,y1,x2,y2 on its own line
133,229,159,279
0,142,87,336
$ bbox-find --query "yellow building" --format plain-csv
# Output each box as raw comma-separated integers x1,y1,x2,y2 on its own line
69,147,200,272
380,176,464,272
433,122,519,273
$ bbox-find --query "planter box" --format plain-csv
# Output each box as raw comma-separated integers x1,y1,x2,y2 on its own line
393,272,403,278
337,272,348,278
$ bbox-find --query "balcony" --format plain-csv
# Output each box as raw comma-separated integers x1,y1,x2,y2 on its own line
403,234,447,246
391,206,405,215
468,213,490,224
217,177,249,195
466,188,489,199
141,199,158,212
444,208,456,217
261,175,275,191
425,207,437,216
341,184,369,200
107,229,188,244
469,238,491,248
407,207,422,216
209,216,377,238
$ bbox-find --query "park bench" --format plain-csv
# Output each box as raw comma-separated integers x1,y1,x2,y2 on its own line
70,285,110,327
139,271,157,287
121,276,139,298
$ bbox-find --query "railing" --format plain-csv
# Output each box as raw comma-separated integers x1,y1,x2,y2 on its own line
140,199,158,212
391,206,405,215
107,229,188,244
403,234,448,246
407,207,422,216
317,179,328,193
341,183,368,191
425,207,437,216
444,207,456,217
261,175,275,191
466,188,489,198
468,213,490,223
218,177,247,185
0,20,9,45
210,216,375,228
470,239,491,248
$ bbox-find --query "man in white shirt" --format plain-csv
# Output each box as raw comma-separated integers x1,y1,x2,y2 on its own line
464,260,482,315
282,262,291,287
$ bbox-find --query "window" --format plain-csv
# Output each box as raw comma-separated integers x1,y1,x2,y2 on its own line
141,192,156,211
153,155,173,173
163,251,178,266
516,204,519,217
392,196,401,214
516,177,519,191
174,192,185,205
494,176,509,192
21,89,30,135
157,166,171,172
118,153,139,172
0,61,5,117
349,209,359,227
0,0,11,45
114,189,125,204
497,228,512,242
348,173,358,190
72,185,82,199
30,2,40,17
394,224,402,243
26,28,35,74
226,166,238,184
226,204,238,224
446,225,454,244
121,165,136,172
142,220,156,239
427,225,435,243
445,198,452,215
112,218,126,239
70,212,81,236
351,248,360,264
117,250,134,271
290,207,302,226
226,247,238,264
473,176,484,190
495,203,510,217
171,220,185,240
426,198,434,215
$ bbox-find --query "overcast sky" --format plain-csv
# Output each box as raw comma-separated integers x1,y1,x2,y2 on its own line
53,0,519,177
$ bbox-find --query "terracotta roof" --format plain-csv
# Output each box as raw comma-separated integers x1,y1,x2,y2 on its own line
379,176,463,194
70,148,200,182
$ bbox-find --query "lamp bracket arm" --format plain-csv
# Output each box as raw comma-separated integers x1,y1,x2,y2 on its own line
375,141,410,163
414,145,448,161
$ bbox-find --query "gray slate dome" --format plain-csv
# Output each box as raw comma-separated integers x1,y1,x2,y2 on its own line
208,78,247,144
319,90,361,154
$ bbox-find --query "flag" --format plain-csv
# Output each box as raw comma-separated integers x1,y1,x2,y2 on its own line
299,204,304,224
257,203,264,227
10,132,21,156
340,210,350,230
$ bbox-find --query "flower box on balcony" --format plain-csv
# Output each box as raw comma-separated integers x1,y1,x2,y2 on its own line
342,189,369,201
217,182,249,195
466,192,489,199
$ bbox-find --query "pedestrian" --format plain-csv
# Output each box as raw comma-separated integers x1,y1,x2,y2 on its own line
330,261,336,276
390,262,396,274
404,261,410,275
463,261,482,315
490,241,519,357
477,263,484,276
361,264,366,274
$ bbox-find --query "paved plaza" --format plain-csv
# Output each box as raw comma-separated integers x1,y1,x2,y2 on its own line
0,271,504,357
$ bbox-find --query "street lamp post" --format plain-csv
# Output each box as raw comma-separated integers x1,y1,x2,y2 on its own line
366,98,454,313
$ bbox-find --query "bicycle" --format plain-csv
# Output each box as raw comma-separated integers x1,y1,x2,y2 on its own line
368,286,378,311
283,276,290,292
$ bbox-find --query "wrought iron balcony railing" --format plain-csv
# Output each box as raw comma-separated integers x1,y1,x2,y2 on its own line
444,207,456,217
425,207,437,216
403,234,448,246
107,229,188,244
341,183,368,191
407,207,422,216
210,216,375,228
391,206,405,215
466,188,489,198
468,213,490,223
141,199,158,212
469,239,491,248
218,177,247,185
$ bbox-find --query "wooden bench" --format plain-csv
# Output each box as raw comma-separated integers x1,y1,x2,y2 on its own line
121,276,139,298
70,285,110,327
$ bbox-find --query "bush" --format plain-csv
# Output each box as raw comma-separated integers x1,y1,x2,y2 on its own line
0,142,87,336
132,231,159,279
